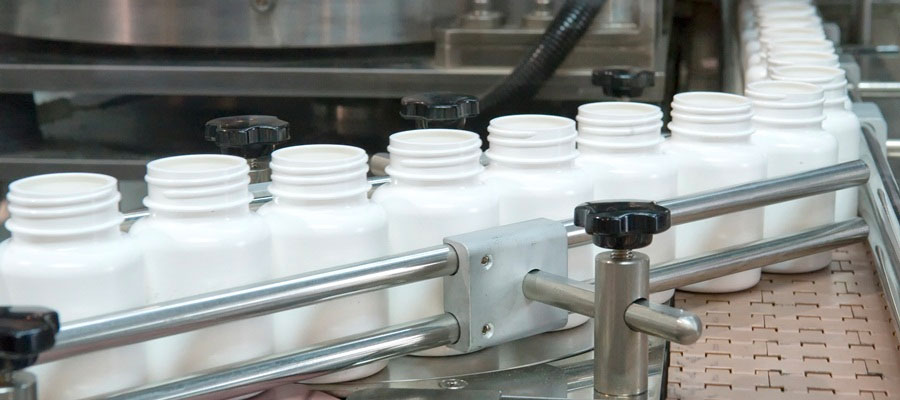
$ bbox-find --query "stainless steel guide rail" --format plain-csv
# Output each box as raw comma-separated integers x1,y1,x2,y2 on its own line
8,158,872,400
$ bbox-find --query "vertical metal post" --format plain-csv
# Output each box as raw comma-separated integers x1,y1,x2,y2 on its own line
594,250,650,399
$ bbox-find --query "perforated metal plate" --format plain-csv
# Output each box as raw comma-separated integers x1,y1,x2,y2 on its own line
668,245,900,399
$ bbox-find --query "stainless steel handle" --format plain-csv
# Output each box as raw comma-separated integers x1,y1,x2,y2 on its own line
624,299,702,345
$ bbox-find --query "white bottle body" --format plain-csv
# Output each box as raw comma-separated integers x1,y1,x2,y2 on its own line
131,214,274,380
665,92,767,293
824,107,862,221
372,128,498,356
576,152,678,302
372,181,498,353
129,154,274,381
751,129,837,272
0,173,147,400
258,144,390,382
259,202,388,381
665,139,767,291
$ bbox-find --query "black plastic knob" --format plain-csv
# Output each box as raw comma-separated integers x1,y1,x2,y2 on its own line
400,93,479,129
204,115,290,159
574,201,671,250
592,68,656,98
0,306,60,370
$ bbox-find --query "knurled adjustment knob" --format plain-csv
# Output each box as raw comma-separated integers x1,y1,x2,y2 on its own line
574,201,671,250
592,68,656,98
400,93,479,129
0,307,60,371
204,115,290,159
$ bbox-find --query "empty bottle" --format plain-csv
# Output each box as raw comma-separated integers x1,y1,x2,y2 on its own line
258,144,390,381
747,81,837,273
665,92,767,293
130,154,274,381
372,129,499,356
0,173,146,400
575,102,677,303
481,114,594,327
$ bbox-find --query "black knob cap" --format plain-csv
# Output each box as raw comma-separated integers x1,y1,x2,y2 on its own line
0,306,60,370
574,201,671,250
400,93,479,129
204,115,290,159
592,68,655,98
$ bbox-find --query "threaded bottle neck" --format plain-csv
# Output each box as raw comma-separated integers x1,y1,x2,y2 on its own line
575,101,665,151
667,92,755,141
5,173,124,241
386,129,483,183
485,114,578,167
144,154,253,216
745,80,825,128
268,144,370,206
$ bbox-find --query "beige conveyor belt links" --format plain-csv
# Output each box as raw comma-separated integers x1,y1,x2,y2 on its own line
668,245,900,399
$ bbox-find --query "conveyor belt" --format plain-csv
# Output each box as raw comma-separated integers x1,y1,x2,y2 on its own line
668,244,900,399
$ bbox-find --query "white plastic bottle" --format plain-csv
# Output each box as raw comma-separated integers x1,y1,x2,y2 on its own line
257,144,389,382
480,115,593,327
746,27,826,84
574,102,677,303
746,80,837,273
129,154,274,381
664,92,767,293
0,173,146,400
766,50,839,76
372,129,499,356
770,66,861,221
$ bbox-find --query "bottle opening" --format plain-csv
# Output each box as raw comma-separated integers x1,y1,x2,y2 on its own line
391,129,480,147
490,114,574,131
10,173,116,198
673,92,752,111
767,50,838,66
578,102,661,118
147,154,248,180
273,145,365,167
769,65,843,84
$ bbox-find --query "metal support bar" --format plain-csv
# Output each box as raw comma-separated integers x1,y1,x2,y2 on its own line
564,161,869,247
624,300,702,345
40,246,455,364
649,218,869,292
93,314,460,400
525,218,869,316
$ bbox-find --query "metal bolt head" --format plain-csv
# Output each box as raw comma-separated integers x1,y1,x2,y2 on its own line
439,378,468,390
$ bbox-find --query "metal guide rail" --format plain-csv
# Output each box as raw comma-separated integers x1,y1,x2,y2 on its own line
0,127,894,399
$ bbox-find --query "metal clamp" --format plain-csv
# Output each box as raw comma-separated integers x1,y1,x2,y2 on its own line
444,218,568,353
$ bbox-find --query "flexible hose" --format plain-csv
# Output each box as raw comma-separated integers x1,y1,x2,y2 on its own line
479,0,608,111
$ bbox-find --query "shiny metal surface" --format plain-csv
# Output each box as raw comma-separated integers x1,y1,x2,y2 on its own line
443,219,568,353
98,314,460,400
0,0,462,48
522,270,594,317
860,122,900,336
649,218,870,292
623,300,701,345
593,252,648,399
564,160,870,247
40,246,455,364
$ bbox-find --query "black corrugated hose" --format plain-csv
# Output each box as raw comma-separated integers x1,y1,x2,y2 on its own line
479,0,608,111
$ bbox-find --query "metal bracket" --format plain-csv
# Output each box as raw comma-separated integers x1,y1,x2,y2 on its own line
443,218,568,353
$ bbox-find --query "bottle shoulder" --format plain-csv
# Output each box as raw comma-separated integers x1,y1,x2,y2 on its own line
0,236,142,276
481,166,593,192
260,202,388,235
129,213,271,246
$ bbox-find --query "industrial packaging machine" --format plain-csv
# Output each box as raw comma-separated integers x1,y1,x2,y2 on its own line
1,1,900,399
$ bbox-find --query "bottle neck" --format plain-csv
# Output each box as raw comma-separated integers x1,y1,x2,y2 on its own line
577,133,664,153
487,158,576,171
390,174,482,188
11,226,123,245
144,154,254,215
5,173,125,241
